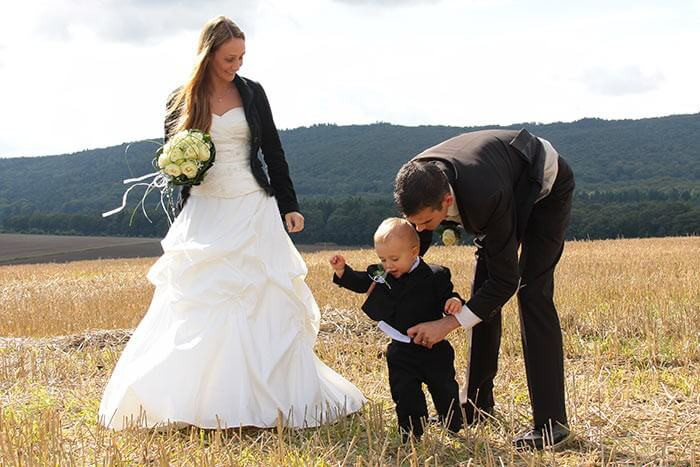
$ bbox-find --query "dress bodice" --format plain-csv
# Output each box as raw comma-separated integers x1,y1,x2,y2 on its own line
190,108,262,198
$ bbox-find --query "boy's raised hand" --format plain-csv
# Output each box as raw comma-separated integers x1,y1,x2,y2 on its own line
444,297,462,315
329,254,346,277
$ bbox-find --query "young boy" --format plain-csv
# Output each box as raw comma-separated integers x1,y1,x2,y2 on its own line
329,217,464,441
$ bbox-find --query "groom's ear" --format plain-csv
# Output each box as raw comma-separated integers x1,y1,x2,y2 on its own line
442,191,453,208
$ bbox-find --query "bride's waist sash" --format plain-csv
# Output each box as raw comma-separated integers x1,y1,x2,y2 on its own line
190,158,262,199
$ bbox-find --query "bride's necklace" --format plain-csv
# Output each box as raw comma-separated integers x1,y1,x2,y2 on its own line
213,86,233,103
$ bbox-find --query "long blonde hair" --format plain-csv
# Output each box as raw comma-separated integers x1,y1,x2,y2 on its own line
166,16,245,136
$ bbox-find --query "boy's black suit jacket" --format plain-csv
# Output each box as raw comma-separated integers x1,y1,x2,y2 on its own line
332,259,462,336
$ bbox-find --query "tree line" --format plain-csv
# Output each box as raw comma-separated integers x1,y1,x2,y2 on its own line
4,194,698,245
2,115,698,242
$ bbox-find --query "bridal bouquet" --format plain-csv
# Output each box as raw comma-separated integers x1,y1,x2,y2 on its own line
156,129,215,186
103,129,216,224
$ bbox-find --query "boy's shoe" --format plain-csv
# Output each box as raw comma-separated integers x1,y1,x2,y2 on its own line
426,411,464,432
427,415,440,425
462,405,494,426
401,431,421,444
513,423,571,450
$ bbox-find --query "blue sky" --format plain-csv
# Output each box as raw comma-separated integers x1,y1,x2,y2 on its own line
1,0,698,157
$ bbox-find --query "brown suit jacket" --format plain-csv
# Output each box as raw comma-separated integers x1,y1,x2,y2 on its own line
412,129,550,320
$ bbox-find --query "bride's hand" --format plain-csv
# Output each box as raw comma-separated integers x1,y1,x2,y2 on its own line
285,212,305,233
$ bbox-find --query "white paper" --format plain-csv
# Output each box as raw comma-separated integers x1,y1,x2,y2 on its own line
378,320,411,343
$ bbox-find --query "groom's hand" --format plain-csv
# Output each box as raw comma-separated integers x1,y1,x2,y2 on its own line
285,212,305,233
407,316,460,348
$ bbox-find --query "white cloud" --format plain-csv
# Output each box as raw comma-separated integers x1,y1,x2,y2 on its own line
332,0,442,5
582,66,665,96
33,0,261,44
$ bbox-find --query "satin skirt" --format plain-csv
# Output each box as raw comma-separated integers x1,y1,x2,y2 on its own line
98,190,365,429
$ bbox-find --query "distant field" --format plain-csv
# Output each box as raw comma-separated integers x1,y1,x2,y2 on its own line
0,233,164,265
0,237,698,464
0,234,347,266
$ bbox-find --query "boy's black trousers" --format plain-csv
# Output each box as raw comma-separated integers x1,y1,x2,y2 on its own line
386,340,462,439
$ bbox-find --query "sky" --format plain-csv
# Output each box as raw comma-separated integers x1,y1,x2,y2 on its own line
1,0,699,158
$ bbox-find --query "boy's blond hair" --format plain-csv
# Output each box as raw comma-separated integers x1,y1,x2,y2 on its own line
373,218,420,248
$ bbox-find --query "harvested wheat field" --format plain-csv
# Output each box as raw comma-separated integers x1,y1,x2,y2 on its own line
0,236,698,465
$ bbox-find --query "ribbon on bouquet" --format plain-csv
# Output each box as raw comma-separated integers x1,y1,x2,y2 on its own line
102,171,174,225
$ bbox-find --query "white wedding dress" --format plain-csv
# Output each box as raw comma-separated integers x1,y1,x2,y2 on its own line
99,108,365,430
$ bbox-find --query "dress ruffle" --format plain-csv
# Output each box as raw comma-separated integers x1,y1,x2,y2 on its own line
99,192,365,429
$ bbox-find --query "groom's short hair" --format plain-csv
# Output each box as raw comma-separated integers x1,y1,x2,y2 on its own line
394,161,450,215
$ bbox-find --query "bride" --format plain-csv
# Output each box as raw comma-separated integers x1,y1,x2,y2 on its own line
98,16,365,430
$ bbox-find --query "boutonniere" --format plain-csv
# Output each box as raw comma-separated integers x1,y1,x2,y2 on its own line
368,265,391,289
437,223,463,246
442,228,457,246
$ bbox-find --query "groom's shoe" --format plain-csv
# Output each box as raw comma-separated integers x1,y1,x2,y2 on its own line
513,423,571,450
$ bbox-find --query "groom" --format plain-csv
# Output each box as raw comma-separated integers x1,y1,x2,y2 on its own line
394,128,575,450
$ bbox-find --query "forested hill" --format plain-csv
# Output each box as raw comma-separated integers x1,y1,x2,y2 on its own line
1,113,699,243
283,114,700,196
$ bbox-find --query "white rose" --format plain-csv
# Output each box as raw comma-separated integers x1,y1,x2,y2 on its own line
170,131,187,145
183,144,199,160
196,141,211,161
164,163,182,177
180,161,198,179
192,131,205,141
168,146,185,163
157,152,170,169
442,229,457,246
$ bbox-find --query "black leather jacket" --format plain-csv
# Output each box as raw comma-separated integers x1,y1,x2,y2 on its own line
165,75,300,216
